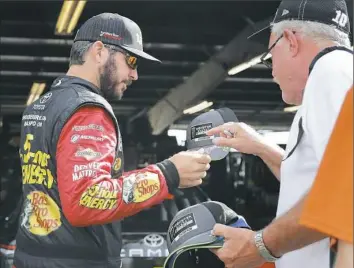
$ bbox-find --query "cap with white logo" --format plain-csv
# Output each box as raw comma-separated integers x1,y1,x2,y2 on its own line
249,0,350,41
186,108,238,161
74,13,160,62
164,201,250,268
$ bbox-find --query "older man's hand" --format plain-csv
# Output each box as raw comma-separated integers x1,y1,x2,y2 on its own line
211,224,266,268
206,122,266,156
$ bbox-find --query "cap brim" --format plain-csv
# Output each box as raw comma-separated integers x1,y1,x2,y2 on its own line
247,24,271,45
188,145,229,161
164,244,224,268
164,232,220,268
164,219,251,268
186,108,236,161
120,45,161,62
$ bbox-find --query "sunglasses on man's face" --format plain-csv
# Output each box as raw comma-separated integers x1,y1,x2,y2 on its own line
105,45,139,70
260,34,284,69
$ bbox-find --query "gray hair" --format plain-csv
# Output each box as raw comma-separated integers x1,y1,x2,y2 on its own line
271,20,351,48
69,41,94,66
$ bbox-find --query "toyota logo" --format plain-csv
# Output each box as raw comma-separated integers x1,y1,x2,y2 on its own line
39,92,52,104
143,234,164,248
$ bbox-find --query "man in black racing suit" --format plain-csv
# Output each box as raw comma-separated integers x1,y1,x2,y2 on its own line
14,13,211,268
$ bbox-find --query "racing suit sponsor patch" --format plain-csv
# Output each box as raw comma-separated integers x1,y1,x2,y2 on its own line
70,134,105,143
72,162,99,181
79,184,119,210
72,124,104,132
74,147,102,161
20,134,54,189
113,158,122,171
33,104,46,110
21,191,62,236
22,114,46,128
122,172,161,204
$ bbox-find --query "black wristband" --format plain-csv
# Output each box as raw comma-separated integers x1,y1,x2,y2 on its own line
156,159,181,196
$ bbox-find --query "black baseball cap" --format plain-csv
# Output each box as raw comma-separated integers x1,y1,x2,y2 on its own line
164,201,250,268
186,108,238,161
74,13,160,62
249,0,351,41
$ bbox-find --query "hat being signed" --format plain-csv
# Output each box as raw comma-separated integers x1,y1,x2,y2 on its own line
186,108,238,161
249,0,350,42
164,201,250,268
74,13,161,62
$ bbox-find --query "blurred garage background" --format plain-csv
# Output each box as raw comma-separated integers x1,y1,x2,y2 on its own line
0,1,352,267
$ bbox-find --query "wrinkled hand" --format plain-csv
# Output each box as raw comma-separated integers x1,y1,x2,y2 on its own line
169,150,211,188
206,122,265,155
211,224,265,268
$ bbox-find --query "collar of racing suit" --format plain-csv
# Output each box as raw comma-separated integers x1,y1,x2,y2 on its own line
50,75,103,96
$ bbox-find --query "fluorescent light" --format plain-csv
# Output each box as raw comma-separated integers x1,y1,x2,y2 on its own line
284,105,300,113
183,101,213,115
228,54,271,76
26,82,46,106
55,1,86,36
56,1,75,34
67,1,86,34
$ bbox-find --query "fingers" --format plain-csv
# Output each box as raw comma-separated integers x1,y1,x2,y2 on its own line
206,125,225,136
183,150,211,164
212,137,238,148
179,170,207,188
179,178,202,188
212,247,228,264
182,156,210,172
206,122,238,136
219,131,228,138
187,171,208,180
210,248,223,259
193,163,210,172
209,248,218,254
212,223,228,237
194,153,212,164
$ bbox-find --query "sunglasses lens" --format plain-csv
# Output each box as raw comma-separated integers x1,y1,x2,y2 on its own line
127,56,138,69
261,53,272,69
264,57,272,68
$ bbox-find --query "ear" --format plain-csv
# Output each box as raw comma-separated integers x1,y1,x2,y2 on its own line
91,41,106,64
283,29,299,57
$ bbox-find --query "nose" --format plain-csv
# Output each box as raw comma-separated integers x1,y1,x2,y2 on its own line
129,68,138,81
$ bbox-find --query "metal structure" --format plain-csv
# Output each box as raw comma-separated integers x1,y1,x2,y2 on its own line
0,1,300,134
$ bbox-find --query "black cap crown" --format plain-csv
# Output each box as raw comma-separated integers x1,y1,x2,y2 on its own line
249,0,350,41
74,13,160,62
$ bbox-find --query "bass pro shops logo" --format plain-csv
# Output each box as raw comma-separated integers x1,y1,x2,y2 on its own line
122,172,160,204
21,191,61,236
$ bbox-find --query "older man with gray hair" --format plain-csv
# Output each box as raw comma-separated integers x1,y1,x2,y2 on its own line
207,0,353,268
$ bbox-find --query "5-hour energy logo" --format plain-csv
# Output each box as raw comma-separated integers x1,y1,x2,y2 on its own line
20,134,54,189
80,184,119,210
